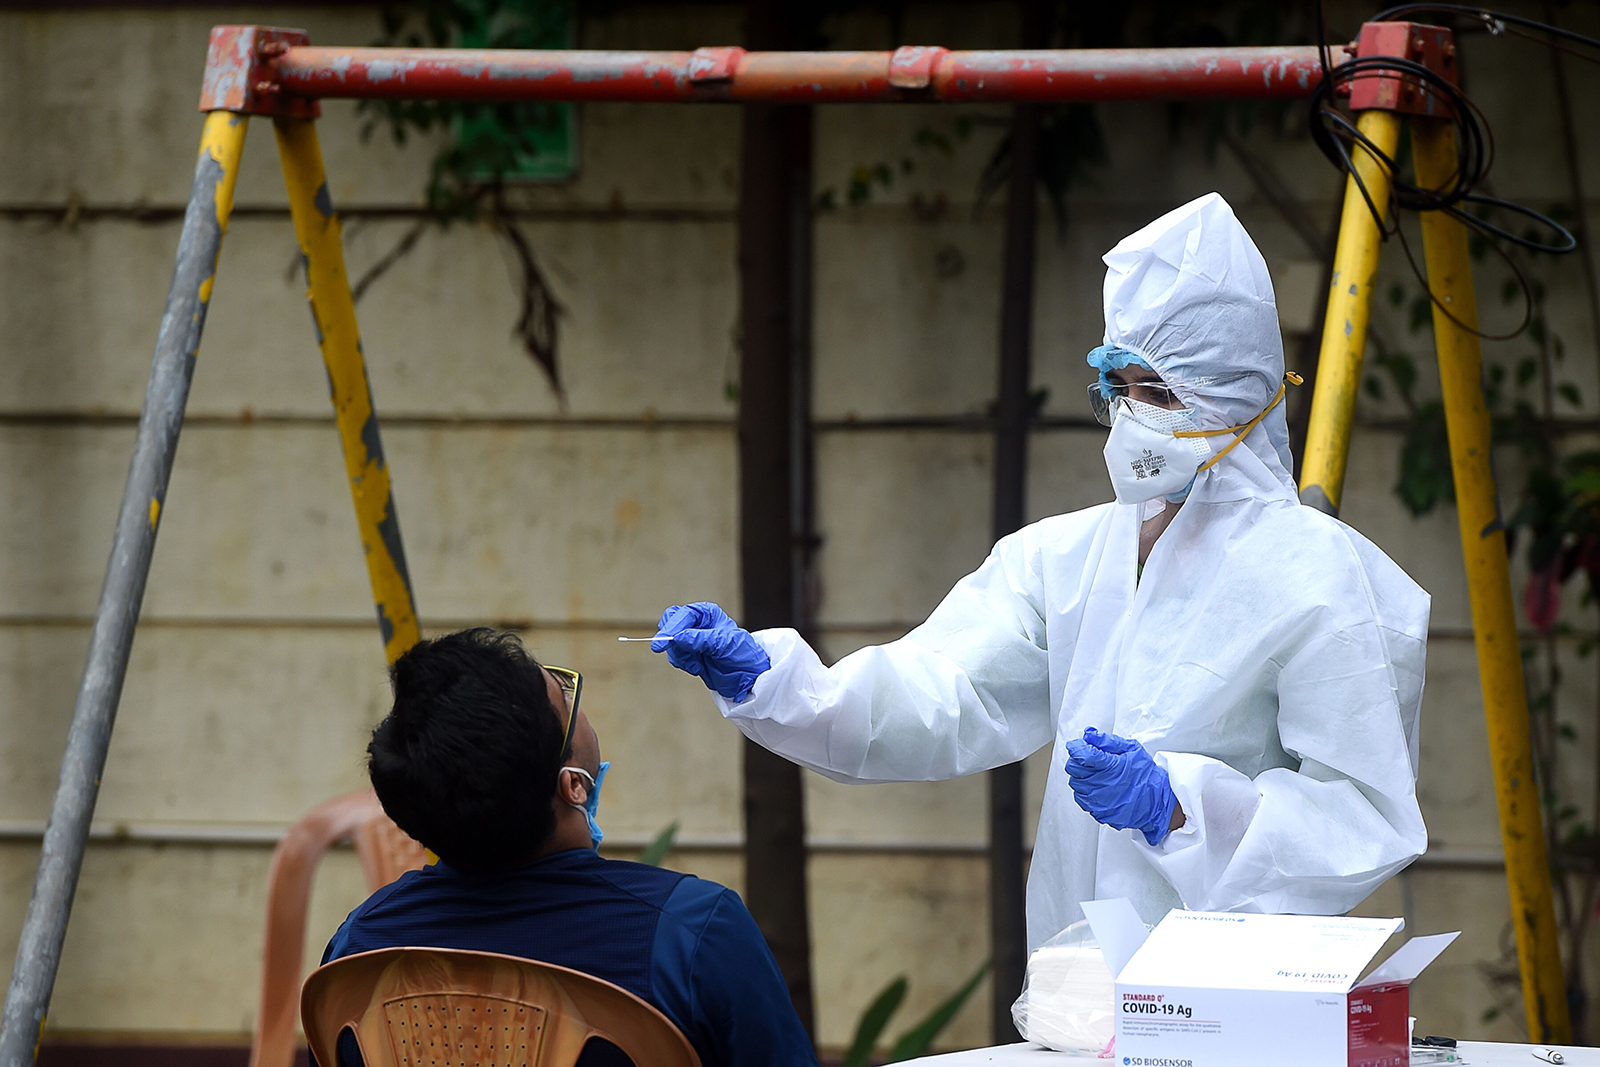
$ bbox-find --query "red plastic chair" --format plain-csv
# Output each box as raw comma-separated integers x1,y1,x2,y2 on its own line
250,790,428,1067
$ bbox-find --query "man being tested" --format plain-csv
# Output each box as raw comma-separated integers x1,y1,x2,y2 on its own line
323,627,816,1067
653,193,1430,945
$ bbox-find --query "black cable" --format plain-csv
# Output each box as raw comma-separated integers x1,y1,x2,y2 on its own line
1500,23,1600,70
1452,194,1576,254
1391,203,1536,341
1312,1,1577,243
1370,3,1600,53
1308,53,1496,217
1306,0,1577,342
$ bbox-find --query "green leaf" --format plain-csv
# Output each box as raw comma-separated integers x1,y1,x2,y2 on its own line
1559,382,1583,408
1395,401,1454,516
886,963,990,1061
1502,278,1520,306
1388,282,1406,308
842,977,908,1067
1409,294,1432,334
1516,358,1538,387
1562,471,1600,495
1365,375,1385,401
1377,351,1417,396
637,821,679,867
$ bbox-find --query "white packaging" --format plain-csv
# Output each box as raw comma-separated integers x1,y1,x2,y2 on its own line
1082,901,1458,1067
1011,921,1116,1053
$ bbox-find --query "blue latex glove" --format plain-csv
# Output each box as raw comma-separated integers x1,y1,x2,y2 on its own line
653,602,771,703
1064,727,1179,846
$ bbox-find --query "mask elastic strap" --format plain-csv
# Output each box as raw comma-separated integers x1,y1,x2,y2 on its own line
562,766,594,801
1173,372,1303,473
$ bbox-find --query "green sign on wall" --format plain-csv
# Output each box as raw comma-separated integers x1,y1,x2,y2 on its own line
456,101,577,181
455,7,577,182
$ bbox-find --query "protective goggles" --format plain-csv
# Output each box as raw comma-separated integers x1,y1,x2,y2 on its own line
1087,381,1186,426
1086,371,1276,428
547,665,583,759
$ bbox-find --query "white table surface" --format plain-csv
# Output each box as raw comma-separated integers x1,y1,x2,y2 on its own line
907,1041,1599,1065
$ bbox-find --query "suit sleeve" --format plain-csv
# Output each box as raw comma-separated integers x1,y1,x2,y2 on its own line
712,527,1056,783
1134,619,1428,913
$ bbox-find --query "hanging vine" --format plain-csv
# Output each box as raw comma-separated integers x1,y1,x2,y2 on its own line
358,0,575,398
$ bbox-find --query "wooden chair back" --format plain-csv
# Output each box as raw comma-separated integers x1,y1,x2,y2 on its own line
250,790,429,1067
301,947,702,1067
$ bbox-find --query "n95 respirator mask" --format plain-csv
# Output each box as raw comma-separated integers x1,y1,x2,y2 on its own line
1101,397,1210,504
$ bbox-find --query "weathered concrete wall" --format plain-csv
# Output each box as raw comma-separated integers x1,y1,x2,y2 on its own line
3,0,1600,1053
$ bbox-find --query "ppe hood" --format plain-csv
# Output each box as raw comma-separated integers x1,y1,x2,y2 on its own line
1101,192,1296,502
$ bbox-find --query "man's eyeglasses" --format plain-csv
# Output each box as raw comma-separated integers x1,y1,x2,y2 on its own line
547,665,583,759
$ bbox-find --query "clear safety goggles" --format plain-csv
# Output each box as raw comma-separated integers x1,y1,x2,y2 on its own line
1087,372,1271,428
1086,381,1187,427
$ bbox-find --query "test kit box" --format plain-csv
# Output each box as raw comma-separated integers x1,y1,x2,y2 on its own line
1083,901,1457,1067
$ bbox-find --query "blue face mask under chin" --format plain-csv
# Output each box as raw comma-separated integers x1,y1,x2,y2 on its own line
563,761,609,849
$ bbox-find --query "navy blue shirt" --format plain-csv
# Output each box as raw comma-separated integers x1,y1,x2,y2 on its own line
322,849,816,1067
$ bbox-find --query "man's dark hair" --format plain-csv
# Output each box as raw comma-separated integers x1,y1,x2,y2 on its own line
368,628,565,872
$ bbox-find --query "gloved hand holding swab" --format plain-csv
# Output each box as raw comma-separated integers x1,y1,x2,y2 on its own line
651,603,770,701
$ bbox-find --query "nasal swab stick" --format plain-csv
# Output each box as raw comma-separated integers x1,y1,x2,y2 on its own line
617,636,670,643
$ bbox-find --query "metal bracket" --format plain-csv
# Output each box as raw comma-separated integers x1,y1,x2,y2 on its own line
1348,20,1457,116
687,46,746,83
198,24,320,117
888,46,950,90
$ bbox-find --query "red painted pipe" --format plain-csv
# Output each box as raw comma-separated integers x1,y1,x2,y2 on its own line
272,45,1330,104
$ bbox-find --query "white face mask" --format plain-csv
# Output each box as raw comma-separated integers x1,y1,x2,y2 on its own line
1101,397,1210,504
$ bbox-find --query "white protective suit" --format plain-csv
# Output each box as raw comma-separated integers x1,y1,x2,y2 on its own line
715,192,1430,947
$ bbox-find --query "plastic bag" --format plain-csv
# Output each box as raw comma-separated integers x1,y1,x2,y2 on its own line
1010,920,1116,1055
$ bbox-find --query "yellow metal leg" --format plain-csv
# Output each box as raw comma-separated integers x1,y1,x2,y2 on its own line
273,117,421,664
1412,117,1571,1043
1298,109,1403,515
195,111,250,306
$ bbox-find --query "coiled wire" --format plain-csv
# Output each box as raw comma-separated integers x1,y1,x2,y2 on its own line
1309,2,1585,337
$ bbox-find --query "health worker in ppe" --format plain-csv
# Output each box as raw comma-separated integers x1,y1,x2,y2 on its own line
652,192,1430,947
